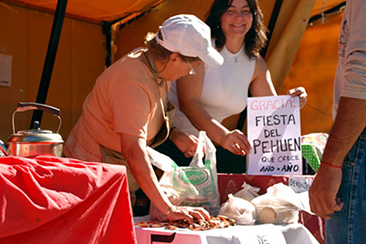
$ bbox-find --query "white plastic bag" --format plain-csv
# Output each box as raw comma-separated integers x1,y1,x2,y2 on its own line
219,194,256,225
148,131,220,220
233,182,260,201
251,183,300,224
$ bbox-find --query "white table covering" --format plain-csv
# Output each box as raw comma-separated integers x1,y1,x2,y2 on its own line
134,216,319,244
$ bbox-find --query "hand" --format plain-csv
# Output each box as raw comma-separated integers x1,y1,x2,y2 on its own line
221,129,251,156
309,164,344,219
166,206,210,224
170,128,199,158
287,86,307,108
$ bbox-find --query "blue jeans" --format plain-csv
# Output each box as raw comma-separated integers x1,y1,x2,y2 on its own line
326,129,366,244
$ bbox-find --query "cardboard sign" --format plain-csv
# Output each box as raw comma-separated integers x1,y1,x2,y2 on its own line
247,95,302,175
288,176,314,193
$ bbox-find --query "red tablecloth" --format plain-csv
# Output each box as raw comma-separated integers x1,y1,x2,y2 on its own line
0,156,136,244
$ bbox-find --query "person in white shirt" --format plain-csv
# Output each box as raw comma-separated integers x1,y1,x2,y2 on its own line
156,0,307,171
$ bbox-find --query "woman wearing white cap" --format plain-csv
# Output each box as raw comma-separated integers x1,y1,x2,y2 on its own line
63,14,223,222
157,0,307,171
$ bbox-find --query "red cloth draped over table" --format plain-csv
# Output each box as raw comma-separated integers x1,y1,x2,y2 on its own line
0,156,136,244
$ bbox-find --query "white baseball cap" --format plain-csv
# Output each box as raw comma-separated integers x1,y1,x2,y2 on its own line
156,14,224,67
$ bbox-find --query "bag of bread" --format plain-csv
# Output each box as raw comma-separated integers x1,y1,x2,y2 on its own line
251,183,300,224
233,182,260,201
219,194,256,225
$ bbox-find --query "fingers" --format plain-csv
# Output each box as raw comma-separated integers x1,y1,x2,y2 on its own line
231,143,246,155
299,92,307,108
311,198,338,219
167,206,209,224
171,130,199,158
184,150,195,158
167,207,193,224
197,207,210,220
224,130,251,156
187,207,210,221
310,195,343,219
237,133,252,153
287,86,305,96
309,193,332,219
308,167,344,219
335,198,344,211
183,135,199,158
287,87,307,108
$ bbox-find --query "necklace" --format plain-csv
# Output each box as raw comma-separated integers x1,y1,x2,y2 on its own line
143,51,168,74
143,50,169,120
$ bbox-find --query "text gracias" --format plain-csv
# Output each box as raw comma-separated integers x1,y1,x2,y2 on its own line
250,98,300,173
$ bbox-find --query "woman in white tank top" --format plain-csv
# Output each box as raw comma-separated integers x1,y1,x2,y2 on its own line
156,0,307,169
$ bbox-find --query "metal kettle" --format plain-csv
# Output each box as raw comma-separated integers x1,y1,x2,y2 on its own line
7,102,64,158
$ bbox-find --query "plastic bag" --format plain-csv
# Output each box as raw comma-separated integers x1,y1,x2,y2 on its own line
233,182,260,201
148,131,220,221
219,194,256,225
251,183,299,224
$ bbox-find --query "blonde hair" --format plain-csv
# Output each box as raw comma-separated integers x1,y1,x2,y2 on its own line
145,31,200,63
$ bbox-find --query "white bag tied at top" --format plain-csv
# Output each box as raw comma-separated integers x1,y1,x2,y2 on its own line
148,131,220,221
251,183,300,224
219,193,256,225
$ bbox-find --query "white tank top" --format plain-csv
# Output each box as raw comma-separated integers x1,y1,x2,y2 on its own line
169,44,256,137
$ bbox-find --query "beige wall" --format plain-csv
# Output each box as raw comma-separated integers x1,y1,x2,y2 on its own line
0,3,106,144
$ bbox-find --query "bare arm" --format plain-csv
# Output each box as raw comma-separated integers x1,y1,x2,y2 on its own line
249,56,277,97
177,61,227,144
322,97,366,165
250,56,307,107
169,128,199,158
309,97,366,219
120,133,209,223
177,61,250,155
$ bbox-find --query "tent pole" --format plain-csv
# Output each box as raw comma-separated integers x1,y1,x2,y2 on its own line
260,0,283,58
103,22,112,67
30,0,68,129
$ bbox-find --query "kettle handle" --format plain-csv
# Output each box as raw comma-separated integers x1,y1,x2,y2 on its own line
16,102,60,116
12,102,62,134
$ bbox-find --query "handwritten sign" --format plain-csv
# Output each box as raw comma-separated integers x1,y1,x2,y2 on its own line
288,176,313,193
247,95,302,175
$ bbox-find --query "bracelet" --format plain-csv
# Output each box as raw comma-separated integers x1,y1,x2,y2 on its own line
321,161,342,169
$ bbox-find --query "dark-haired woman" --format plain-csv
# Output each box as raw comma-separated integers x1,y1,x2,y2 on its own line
156,0,307,170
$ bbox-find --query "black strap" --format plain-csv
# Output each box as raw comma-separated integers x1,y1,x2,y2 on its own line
260,0,283,59
30,0,68,128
